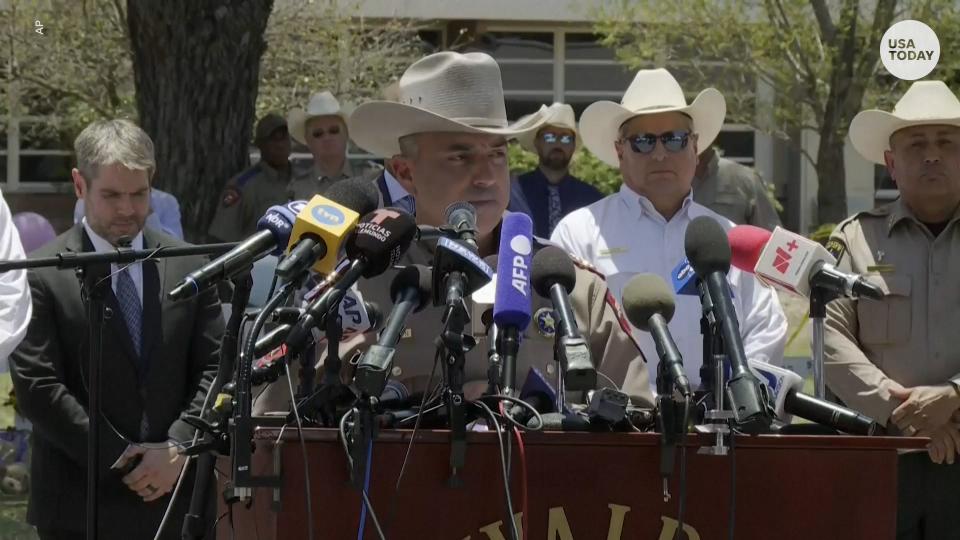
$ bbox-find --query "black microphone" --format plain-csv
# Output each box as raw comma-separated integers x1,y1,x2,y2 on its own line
275,179,380,280
169,200,305,300
444,202,479,251
784,391,880,436
354,264,432,397
531,246,597,392
283,207,419,357
621,273,692,398
685,216,772,434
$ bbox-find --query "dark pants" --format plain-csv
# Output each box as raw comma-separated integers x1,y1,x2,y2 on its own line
897,452,960,539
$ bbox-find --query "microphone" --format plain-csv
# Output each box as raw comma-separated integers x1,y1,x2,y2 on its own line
746,360,881,435
671,257,699,296
531,246,597,392
169,200,305,300
685,216,772,434
444,202,479,251
354,264,432,397
728,225,883,300
284,208,419,357
493,213,534,395
621,273,692,398
276,179,380,279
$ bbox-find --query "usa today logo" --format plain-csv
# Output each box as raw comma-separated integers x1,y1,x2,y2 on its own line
881,20,940,81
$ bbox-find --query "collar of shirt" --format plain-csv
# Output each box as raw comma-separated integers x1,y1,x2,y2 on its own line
383,169,410,204
616,183,699,225
887,197,960,236
526,167,577,188
313,159,353,181
82,219,145,302
259,160,292,183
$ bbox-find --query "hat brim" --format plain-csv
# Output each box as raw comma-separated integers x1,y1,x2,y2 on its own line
288,109,350,145
580,88,726,167
516,108,581,154
850,110,960,164
349,101,544,157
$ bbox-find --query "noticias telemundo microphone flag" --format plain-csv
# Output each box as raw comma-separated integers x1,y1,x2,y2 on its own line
287,194,360,275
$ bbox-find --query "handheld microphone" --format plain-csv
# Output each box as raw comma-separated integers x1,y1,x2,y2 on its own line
169,200,305,300
531,246,597,392
728,225,883,300
444,202,479,251
276,179,380,279
685,216,772,434
621,273,691,398
745,360,880,435
284,208,418,357
493,213,534,395
354,264,432,397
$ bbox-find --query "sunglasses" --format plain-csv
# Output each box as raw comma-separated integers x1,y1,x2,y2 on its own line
311,126,341,138
623,131,691,154
542,132,575,145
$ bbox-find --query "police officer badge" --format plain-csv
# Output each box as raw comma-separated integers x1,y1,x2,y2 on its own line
534,307,557,338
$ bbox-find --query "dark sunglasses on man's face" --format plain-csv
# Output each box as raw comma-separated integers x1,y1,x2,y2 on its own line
542,132,576,145
311,126,341,138
624,131,691,154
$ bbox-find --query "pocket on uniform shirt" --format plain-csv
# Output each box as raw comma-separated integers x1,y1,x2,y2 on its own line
857,274,911,345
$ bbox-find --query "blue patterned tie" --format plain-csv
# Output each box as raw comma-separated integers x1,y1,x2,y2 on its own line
115,267,142,358
398,195,416,216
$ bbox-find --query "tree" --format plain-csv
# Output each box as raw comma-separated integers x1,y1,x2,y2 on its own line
595,0,960,227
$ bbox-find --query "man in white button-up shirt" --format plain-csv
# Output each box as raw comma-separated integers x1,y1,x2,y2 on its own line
551,68,787,394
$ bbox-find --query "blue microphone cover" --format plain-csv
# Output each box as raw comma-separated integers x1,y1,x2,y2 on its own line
493,212,533,330
671,257,700,296
256,200,305,255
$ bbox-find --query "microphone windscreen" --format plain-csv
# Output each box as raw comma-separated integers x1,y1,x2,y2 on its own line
493,213,533,330
531,245,576,298
728,224,771,273
346,207,418,278
323,178,380,217
256,200,303,255
444,201,477,231
388,264,432,312
621,273,676,331
684,216,731,276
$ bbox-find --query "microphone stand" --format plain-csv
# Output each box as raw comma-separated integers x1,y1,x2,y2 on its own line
0,241,239,540
694,281,732,457
438,269,476,488
809,286,838,400
180,272,253,540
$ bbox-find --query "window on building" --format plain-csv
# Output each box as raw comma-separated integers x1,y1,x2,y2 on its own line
467,32,554,120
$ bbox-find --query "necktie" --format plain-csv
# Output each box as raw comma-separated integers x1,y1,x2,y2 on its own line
547,185,563,234
397,194,416,216
115,267,142,358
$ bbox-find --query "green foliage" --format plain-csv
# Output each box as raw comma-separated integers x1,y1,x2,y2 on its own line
509,143,622,195
810,222,837,245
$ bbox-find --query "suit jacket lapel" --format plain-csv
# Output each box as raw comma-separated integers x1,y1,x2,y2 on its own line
376,172,393,207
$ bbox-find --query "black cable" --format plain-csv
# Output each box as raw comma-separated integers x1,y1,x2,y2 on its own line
284,364,315,540
728,429,737,540
337,408,387,540
479,395,543,432
674,395,691,540
384,351,441,535
210,511,228,536
474,399,519,540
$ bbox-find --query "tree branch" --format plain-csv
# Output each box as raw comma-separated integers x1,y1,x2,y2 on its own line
809,0,836,44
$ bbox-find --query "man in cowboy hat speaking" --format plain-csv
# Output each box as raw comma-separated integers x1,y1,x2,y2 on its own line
825,80,960,538
255,51,653,414
514,102,603,238
550,68,787,397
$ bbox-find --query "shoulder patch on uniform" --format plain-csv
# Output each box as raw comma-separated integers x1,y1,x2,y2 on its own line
825,236,847,262
221,187,241,207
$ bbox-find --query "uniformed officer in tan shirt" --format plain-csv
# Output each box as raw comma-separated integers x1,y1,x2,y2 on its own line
824,80,960,539
208,113,293,242
256,51,653,413
692,146,781,230
286,90,380,200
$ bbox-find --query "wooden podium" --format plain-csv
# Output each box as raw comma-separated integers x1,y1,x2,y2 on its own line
217,427,924,540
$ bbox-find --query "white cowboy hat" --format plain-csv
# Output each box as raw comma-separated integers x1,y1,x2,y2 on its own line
515,102,581,153
287,91,352,145
849,80,960,164
579,68,726,167
349,51,545,157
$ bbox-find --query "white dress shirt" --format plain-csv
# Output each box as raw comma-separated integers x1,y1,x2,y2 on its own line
551,184,787,392
82,220,145,303
0,189,32,365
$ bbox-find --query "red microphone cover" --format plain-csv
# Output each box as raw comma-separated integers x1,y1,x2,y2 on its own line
727,225,772,273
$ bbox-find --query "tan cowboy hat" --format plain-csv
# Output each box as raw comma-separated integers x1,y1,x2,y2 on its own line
515,102,582,153
349,51,545,158
287,91,352,145
849,80,960,164
579,68,726,167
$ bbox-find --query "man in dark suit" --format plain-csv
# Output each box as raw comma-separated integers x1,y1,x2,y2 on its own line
9,119,223,540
